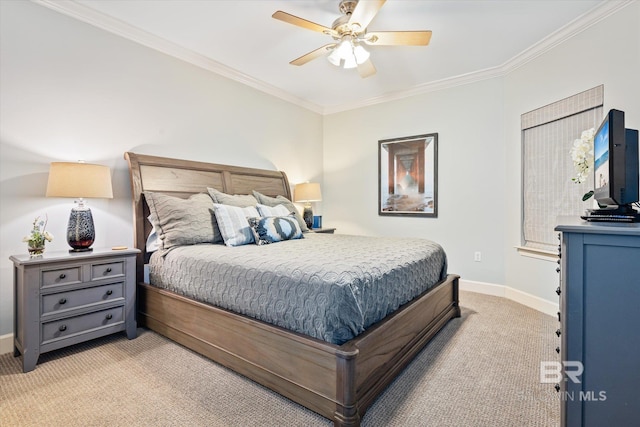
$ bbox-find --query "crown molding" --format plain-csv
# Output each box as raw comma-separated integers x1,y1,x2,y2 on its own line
34,0,632,116
33,0,324,114
323,0,633,114
498,0,632,74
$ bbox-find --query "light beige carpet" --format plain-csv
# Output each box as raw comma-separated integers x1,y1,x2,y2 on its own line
0,291,559,426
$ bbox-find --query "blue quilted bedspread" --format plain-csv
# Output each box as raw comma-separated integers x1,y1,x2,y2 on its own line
149,233,447,345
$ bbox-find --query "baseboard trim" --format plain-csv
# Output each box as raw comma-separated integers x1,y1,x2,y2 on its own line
459,279,558,317
0,333,13,355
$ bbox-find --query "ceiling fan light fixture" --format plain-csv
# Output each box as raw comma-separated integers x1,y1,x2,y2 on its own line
327,36,369,69
335,36,353,57
274,0,431,79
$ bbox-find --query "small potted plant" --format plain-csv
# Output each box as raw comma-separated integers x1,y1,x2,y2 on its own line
23,215,54,256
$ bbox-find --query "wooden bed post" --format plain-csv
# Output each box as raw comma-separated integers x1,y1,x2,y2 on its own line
335,348,360,427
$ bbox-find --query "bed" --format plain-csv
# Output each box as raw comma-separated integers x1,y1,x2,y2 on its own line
125,152,460,427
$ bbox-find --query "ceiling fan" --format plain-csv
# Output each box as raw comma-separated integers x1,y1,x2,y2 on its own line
272,0,432,78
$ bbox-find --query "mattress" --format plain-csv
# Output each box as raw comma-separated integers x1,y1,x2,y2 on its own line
149,232,447,345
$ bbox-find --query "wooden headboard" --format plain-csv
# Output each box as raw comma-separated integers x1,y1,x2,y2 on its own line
124,152,292,283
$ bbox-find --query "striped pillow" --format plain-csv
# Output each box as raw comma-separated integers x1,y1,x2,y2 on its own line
213,204,260,247
252,191,309,232
256,203,292,218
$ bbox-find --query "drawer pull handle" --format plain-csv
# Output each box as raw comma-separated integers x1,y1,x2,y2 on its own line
555,267,560,273
555,329,561,337
105,268,112,273
106,290,113,296
59,273,66,279
554,384,560,392
59,298,67,305
59,325,67,332
555,346,560,354
556,287,561,296
106,314,113,320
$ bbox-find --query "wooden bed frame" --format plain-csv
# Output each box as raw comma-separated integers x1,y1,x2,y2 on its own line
125,152,461,426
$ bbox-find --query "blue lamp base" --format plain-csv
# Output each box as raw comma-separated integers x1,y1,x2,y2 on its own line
303,205,313,230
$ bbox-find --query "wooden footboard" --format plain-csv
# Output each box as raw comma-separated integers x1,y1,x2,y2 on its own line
138,274,460,426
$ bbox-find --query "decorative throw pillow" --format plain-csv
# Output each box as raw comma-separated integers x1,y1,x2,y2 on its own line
256,203,292,218
207,187,258,207
144,192,222,250
248,215,303,245
213,203,260,247
252,191,309,232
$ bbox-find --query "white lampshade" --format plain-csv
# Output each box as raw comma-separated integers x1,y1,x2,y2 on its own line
46,161,113,252
328,48,341,66
343,54,358,69
46,162,113,199
294,182,322,203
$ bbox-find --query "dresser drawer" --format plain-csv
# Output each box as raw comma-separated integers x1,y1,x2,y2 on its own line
91,260,124,280
41,282,124,316
41,306,124,345
41,266,81,288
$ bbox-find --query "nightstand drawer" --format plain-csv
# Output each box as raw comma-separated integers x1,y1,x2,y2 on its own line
41,306,124,345
91,260,124,280
41,266,81,288
11,247,139,372
41,282,124,316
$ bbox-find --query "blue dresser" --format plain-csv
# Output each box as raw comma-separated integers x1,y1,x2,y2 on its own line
555,218,640,427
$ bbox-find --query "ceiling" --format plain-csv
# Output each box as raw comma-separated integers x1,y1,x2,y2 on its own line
39,0,616,114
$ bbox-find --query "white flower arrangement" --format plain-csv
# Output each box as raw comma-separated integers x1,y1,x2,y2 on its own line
570,128,595,184
22,215,54,248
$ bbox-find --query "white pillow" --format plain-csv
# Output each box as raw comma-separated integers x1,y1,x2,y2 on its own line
213,204,260,247
256,203,291,218
146,215,160,252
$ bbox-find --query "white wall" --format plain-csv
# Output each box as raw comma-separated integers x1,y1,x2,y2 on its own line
323,2,639,302
323,78,507,285
0,1,323,336
1,1,638,340
503,1,640,301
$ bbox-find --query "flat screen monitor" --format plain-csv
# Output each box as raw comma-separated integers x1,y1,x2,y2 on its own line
593,109,639,208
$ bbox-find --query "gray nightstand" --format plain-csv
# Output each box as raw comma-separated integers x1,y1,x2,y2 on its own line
311,228,336,234
10,247,139,372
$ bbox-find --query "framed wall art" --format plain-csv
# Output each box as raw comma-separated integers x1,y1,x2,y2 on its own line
378,133,438,217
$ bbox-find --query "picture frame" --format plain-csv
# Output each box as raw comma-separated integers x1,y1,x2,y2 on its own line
378,133,438,217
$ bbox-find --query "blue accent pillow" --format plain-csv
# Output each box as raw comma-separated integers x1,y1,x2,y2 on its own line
248,215,303,245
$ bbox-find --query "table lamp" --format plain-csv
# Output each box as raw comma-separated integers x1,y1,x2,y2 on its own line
46,161,113,252
294,182,322,229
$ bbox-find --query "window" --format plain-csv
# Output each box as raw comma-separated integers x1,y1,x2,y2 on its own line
521,86,603,252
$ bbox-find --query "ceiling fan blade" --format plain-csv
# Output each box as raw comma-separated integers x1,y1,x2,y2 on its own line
272,11,337,37
290,44,336,66
348,0,386,31
357,58,376,78
365,31,432,46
